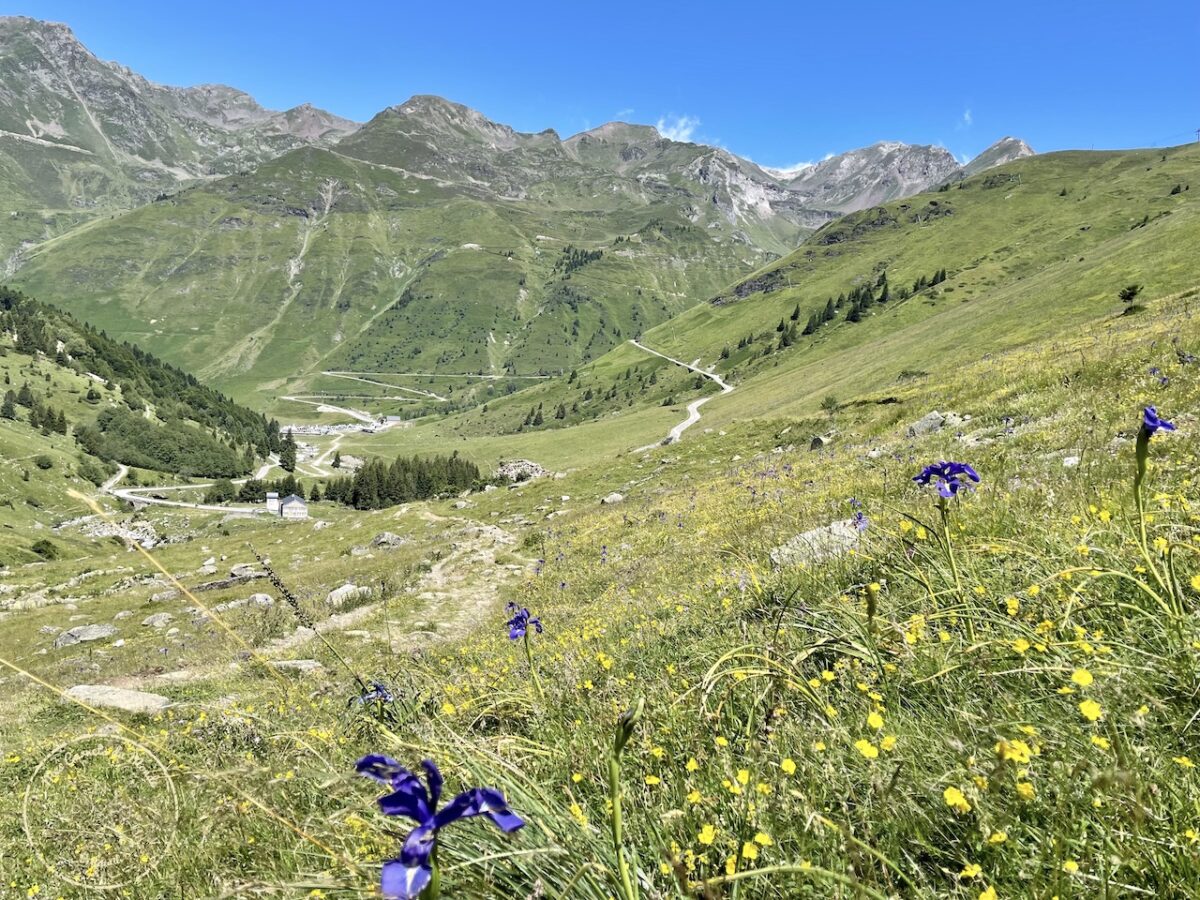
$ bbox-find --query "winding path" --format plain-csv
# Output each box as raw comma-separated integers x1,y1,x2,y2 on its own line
629,339,734,451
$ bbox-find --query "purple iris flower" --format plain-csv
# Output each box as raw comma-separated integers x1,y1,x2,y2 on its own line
505,602,543,640
1142,406,1175,436
356,755,524,899
913,461,981,498
354,681,395,706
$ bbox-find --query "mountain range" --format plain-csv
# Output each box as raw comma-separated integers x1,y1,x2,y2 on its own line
1,15,1033,400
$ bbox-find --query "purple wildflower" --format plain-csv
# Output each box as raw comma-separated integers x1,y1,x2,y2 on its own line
1142,406,1175,437
356,755,524,899
913,461,981,498
505,602,543,640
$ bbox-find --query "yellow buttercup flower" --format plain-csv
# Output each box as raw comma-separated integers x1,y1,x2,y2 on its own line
697,824,717,845
1070,668,1094,687
1079,699,1103,722
943,786,971,813
854,739,879,760
780,758,796,775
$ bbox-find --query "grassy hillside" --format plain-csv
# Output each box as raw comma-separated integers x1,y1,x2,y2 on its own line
1,283,1197,898
11,141,776,407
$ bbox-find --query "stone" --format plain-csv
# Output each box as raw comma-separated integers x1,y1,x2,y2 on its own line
64,685,170,715
54,624,117,649
142,612,175,628
453,500,469,509
601,492,625,505
770,520,862,568
113,610,133,621
327,583,371,608
371,532,406,547
39,625,61,635
230,563,258,578
149,589,179,603
268,659,324,675
312,520,331,530
247,593,274,607
810,435,831,450
907,410,964,438
197,565,218,577
1062,456,1081,468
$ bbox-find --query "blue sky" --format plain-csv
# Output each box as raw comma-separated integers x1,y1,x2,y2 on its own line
12,0,1199,167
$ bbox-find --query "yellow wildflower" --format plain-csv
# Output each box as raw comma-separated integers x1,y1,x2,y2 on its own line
943,786,972,813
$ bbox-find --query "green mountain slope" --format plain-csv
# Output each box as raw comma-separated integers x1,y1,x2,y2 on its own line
0,16,356,267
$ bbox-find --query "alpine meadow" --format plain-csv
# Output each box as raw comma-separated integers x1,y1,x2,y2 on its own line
1,7,1200,900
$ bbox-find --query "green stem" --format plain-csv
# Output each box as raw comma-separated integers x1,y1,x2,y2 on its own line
608,752,638,900
524,632,545,702
425,845,441,899
938,500,972,640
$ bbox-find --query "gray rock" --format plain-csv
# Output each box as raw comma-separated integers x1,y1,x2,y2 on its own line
810,435,831,451
247,593,274,607
149,589,180,603
230,563,258,578
64,685,170,715
907,410,964,437
601,492,625,505
39,625,61,635
1062,455,1081,468
770,520,862,568
268,659,324,675
141,612,175,628
312,520,331,530
113,610,133,621
326,583,370,608
54,624,117,649
197,565,218,577
371,532,406,548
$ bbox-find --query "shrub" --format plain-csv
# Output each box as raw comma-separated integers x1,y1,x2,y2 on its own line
30,539,59,560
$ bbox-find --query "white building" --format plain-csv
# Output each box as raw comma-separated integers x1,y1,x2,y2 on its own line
279,494,309,519
265,491,280,514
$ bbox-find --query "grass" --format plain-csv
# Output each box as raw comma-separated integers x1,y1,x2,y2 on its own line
1,288,1198,897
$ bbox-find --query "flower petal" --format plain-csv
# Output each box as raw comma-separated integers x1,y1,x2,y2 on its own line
421,759,443,808
434,787,525,833
381,855,432,900
356,755,413,789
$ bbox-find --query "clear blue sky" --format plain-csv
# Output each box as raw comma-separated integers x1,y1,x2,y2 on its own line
11,0,1199,167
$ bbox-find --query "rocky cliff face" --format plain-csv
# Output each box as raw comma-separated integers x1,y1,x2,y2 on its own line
960,136,1036,177
781,142,962,213
0,17,357,201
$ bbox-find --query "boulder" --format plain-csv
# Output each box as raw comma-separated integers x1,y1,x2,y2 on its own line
371,532,406,548
907,410,965,437
810,435,831,451
247,593,274,607
770,520,862,568
230,563,259,578
327,583,371,608
601,492,625,505
141,612,175,628
64,685,170,715
53,624,117,649
149,589,179,603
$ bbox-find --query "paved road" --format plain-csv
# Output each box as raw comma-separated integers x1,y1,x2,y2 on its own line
629,339,734,450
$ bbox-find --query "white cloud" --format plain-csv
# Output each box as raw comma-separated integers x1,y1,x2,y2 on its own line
957,108,973,130
614,107,635,120
656,113,700,142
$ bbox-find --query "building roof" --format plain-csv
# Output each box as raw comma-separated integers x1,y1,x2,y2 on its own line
280,494,306,504
266,491,279,498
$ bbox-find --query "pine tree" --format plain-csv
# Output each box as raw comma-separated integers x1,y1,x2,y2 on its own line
532,409,544,426
823,299,836,322
16,382,33,407
1,390,15,420
790,303,801,321
280,429,297,473
802,315,818,336
332,450,342,469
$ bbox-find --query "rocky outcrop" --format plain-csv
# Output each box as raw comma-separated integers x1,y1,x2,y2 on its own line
53,623,117,648
64,685,170,715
